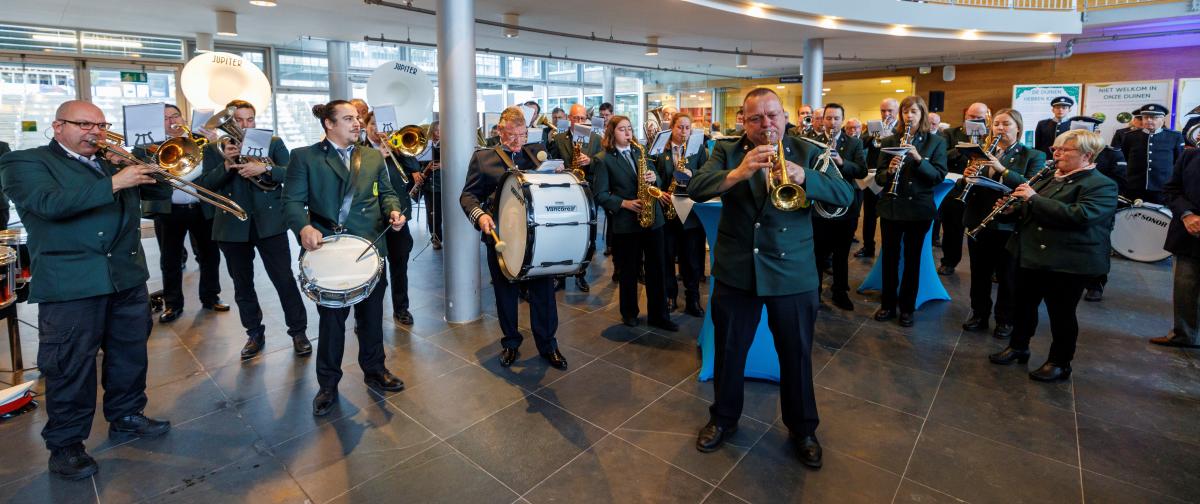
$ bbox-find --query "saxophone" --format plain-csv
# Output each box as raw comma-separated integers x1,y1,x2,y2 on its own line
631,140,661,228
569,138,586,182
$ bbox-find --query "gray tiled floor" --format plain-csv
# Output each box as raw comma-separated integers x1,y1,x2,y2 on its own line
1,209,1198,504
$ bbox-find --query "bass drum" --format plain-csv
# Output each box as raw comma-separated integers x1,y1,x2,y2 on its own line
1111,204,1173,262
495,171,596,281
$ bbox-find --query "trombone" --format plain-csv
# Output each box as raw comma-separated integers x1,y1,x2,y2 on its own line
766,130,807,211
93,131,248,221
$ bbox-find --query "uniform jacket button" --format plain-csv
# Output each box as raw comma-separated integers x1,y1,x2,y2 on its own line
106,253,112,257
754,222,760,229
1039,244,1046,250
753,248,759,254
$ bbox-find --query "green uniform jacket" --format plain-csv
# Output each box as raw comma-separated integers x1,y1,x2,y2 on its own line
960,143,1046,232
593,146,672,233
0,141,172,303
874,131,949,221
548,131,604,184
196,137,291,242
283,140,403,256
688,135,855,296
652,142,710,229
1005,168,1117,276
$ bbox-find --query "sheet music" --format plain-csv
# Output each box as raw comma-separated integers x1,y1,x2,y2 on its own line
649,130,672,156
123,103,167,146
866,120,883,134
1069,120,1094,131
240,128,273,158
416,147,433,162
373,105,399,132
964,119,988,137
527,128,544,144
535,159,564,173
520,105,538,126
555,119,570,132
686,130,705,157
591,116,605,131
190,109,214,132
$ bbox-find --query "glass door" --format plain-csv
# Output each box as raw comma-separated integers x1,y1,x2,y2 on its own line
0,62,77,150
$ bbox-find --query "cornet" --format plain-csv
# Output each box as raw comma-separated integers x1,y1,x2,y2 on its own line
766,130,807,211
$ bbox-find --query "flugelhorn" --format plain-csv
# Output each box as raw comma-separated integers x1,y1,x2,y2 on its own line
767,130,807,211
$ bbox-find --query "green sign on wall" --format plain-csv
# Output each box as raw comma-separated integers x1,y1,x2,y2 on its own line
120,71,147,83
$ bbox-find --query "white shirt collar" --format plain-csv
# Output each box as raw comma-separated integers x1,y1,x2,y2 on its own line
59,142,97,163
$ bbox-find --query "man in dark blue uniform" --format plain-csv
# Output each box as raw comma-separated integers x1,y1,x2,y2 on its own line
1110,107,1143,150
1033,96,1074,157
1121,103,1185,205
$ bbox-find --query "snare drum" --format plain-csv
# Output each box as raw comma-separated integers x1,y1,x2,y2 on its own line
0,246,17,309
0,229,30,284
297,234,384,308
495,171,596,281
1111,203,1173,262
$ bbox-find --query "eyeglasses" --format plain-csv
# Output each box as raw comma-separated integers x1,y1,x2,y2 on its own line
1050,146,1079,154
57,119,112,131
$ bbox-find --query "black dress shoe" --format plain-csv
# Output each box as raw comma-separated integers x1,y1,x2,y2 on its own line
48,444,98,481
695,422,738,453
292,335,313,356
312,388,337,416
499,347,519,367
364,371,405,392
993,324,1014,340
936,264,954,275
1084,288,1103,302
622,316,639,327
575,275,590,292
853,248,874,258
394,309,414,325
110,413,171,438
962,313,989,332
831,293,854,311
873,308,896,322
794,435,823,469
898,312,914,327
158,307,182,323
932,237,942,247
240,335,266,360
432,238,443,250
1029,362,1072,382
1149,336,1200,349
988,347,1031,365
603,246,612,256
542,349,568,370
649,318,679,332
684,300,705,317
203,301,230,312
667,297,678,312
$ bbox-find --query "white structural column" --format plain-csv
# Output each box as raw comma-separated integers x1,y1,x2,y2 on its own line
603,67,616,105
802,38,824,110
327,40,351,100
439,0,481,323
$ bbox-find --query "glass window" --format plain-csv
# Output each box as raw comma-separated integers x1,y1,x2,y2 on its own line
476,54,501,78
350,42,403,69
547,85,580,113
89,68,177,139
506,57,542,80
546,61,578,82
216,46,267,72
0,24,77,54
614,76,643,138
476,82,504,114
81,31,184,60
583,65,604,84
277,52,329,89
584,94,603,111
275,92,330,148
507,84,543,111
410,47,437,74
0,63,77,150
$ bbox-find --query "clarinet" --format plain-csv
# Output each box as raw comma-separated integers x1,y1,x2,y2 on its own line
965,160,1056,239
885,122,915,197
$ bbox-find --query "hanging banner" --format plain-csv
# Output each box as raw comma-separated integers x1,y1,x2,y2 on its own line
1082,80,1174,144
1011,83,1082,147
1175,78,1200,130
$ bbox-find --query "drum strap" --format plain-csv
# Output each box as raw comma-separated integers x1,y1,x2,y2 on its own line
494,146,518,171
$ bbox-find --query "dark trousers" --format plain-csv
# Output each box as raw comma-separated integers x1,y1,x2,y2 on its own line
217,229,307,338
813,216,857,295
860,189,879,252
612,227,670,322
967,228,1016,324
709,281,819,436
158,204,221,310
880,218,933,312
385,226,414,313
487,243,558,353
664,218,706,303
315,276,388,389
38,285,151,450
1009,268,1089,365
939,199,965,268
422,185,443,242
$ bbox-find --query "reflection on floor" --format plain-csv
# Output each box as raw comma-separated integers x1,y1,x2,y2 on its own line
0,216,1197,504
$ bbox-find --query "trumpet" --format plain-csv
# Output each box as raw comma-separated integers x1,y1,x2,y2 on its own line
884,121,915,198
965,160,1056,239
205,106,280,191
767,130,807,211
956,134,1003,204
94,131,248,221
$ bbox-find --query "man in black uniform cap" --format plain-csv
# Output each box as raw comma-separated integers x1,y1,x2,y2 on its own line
1121,103,1185,205
1033,95,1075,157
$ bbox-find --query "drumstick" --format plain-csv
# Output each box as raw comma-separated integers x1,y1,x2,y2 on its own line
489,230,506,252
355,227,390,262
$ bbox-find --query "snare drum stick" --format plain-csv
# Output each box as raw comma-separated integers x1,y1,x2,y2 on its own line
489,230,507,252
355,228,389,262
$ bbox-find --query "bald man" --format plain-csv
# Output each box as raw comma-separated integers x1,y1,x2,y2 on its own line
856,98,900,258
1,100,174,479
938,102,990,275
548,103,604,292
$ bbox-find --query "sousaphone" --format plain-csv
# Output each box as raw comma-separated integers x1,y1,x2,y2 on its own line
180,52,272,114
366,61,435,158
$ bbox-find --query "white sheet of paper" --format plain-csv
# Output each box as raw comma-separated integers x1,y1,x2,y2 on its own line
527,129,544,144
556,119,570,132
864,169,883,193
867,120,883,134
964,120,988,137
190,109,214,131
123,103,166,146
520,105,538,126
686,130,705,156
416,147,433,162
240,128,273,158
1069,120,1094,131
945,172,963,183
591,116,605,131
673,195,695,223
649,131,672,156
536,159,564,173
374,106,399,132
571,123,592,139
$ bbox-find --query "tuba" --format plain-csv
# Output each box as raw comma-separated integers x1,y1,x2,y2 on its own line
766,130,807,211
367,60,435,184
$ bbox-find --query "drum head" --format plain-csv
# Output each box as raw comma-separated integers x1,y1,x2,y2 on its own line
1111,207,1173,262
301,235,381,290
497,172,530,280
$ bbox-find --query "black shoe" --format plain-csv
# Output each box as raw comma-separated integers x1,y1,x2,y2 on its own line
932,237,942,248
48,444,98,481
898,312,914,327
649,318,679,332
110,413,171,438
1148,336,1200,349
364,371,405,392
541,349,568,370
432,238,443,250
993,324,1014,340
936,264,954,275
159,307,182,323
575,275,590,293
830,293,854,311
292,335,313,356
554,278,565,291
1084,288,1103,302
695,422,738,453
1029,362,1072,382
667,297,678,312
962,313,989,332
853,248,874,258
203,301,230,312
240,335,266,360
794,435,823,469
988,347,1031,365
684,300,706,317
518,288,531,302
394,309,414,326
603,246,612,256
312,388,337,416
622,316,639,327
873,308,896,322
499,347,519,367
